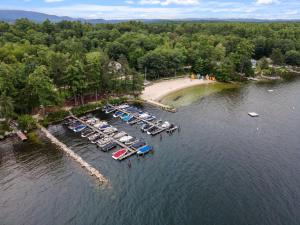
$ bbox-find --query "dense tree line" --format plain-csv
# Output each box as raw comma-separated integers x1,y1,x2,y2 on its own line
0,19,300,117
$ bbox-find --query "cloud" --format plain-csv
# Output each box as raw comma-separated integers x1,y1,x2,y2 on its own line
125,0,134,4
44,0,64,3
139,0,200,6
256,0,277,5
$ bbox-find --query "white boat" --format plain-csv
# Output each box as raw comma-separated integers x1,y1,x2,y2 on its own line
119,135,133,143
248,112,259,117
139,113,150,119
103,127,118,134
93,121,107,129
161,121,171,128
88,133,100,141
113,131,127,139
97,137,111,145
118,104,130,109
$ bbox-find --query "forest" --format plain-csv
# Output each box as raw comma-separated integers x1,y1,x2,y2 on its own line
0,19,300,119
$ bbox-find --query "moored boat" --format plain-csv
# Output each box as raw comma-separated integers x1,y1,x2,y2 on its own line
113,131,127,139
119,135,133,143
137,145,153,155
101,142,117,152
73,124,87,133
130,141,146,149
112,148,127,160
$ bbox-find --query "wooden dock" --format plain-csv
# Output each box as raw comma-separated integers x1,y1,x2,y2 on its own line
70,115,139,160
106,104,167,135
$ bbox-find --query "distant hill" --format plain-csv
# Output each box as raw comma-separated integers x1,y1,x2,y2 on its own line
0,10,299,24
0,10,77,23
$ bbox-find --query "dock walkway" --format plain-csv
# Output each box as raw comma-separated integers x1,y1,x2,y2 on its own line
69,115,138,160
107,104,167,135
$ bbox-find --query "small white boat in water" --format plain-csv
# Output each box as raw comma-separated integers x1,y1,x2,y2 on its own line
248,112,259,117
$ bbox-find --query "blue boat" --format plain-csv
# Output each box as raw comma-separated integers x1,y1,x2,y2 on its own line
137,145,153,155
99,124,110,130
113,111,123,118
73,124,87,133
124,115,134,122
122,114,131,121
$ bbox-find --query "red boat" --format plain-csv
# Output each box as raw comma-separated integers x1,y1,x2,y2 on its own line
112,149,127,160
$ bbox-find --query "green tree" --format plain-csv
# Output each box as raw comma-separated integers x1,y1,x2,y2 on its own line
270,48,284,65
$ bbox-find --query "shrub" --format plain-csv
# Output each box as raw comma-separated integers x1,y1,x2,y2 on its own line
17,115,37,131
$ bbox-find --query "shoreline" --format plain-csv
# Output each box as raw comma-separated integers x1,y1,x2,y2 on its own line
141,77,215,103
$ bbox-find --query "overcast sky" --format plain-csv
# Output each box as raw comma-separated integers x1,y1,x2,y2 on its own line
0,0,299,20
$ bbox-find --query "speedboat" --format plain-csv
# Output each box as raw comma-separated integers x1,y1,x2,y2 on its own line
88,133,100,141
73,124,87,133
81,129,94,137
161,121,171,129
99,124,111,131
127,116,136,123
145,115,156,121
96,137,111,147
121,114,131,121
139,113,150,119
118,104,130,109
141,124,151,132
103,127,118,134
91,135,104,144
93,121,107,129
125,137,137,145
123,115,134,122
119,135,133,143
112,148,127,160
113,131,127,139
130,141,146,149
68,121,81,130
101,142,117,152
137,145,153,156
166,124,178,133
113,111,123,118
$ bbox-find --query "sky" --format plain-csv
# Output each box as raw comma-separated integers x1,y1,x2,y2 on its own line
0,0,299,20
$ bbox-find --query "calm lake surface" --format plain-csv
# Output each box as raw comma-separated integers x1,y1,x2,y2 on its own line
1,78,300,225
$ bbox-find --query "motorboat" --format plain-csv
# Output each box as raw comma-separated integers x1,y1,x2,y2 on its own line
141,123,151,132
113,111,123,118
96,137,111,147
118,104,130,109
130,141,146,149
103,127,118,134
73,124,87,133
119,135,133,143
113,131,127,139
121,114,131,121
91,135,104,144
124,137,137,145
98,124,111,131
93,121,107,129
88,133,100,141
112,148,127,160
101,142,117,152
166,124,178,133
161,121,171,129
81,129,94,138
123,115,134,122
137,145,153,156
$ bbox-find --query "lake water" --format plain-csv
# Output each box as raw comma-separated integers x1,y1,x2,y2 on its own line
1,78,300,225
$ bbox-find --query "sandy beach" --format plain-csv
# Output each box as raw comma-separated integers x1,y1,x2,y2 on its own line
141,77,215,102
